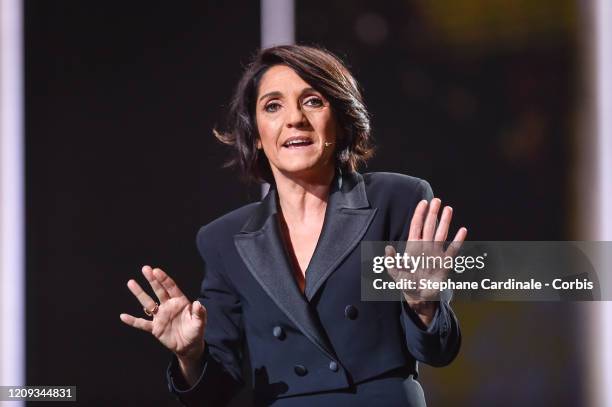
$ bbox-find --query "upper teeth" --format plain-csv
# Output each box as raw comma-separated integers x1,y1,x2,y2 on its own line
286,139,309,146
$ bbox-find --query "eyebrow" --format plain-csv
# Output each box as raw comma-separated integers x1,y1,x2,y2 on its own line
258,87,319,103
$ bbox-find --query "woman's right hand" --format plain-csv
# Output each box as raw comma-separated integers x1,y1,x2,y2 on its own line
120,266,207,363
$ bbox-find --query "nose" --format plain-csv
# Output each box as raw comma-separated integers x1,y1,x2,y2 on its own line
286,104,307,129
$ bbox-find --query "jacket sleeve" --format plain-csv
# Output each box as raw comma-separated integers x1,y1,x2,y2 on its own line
166,226,245,406
400,293,461,367
399,179,462,367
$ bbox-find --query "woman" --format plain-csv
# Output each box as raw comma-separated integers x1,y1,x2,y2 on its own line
120,45,466,406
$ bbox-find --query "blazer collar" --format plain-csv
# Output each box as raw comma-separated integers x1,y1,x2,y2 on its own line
233,168,377,359
238,167,370,234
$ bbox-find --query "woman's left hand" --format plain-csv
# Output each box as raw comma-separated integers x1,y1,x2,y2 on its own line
385,198,468,326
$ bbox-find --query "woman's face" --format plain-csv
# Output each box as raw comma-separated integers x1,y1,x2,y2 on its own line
255,65,338,181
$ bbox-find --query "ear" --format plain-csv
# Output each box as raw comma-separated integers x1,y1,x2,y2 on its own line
256,138,262,150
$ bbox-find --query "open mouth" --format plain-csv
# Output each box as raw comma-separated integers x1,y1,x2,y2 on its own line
282,137,314,148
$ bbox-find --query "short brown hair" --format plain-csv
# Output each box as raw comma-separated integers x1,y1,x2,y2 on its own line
215,44,374,184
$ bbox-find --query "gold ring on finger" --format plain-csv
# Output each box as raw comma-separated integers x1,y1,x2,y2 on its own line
143,302,159,317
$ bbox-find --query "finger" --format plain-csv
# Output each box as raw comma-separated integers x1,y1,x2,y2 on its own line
408,200,429,241
191,301,207,323
127,279,157,311
385,245,396,257
422,198,441,241
385,245,395,269
446,227,468,257
153,267,186,299
142,266,170,303
384,245,401,281
385,244,398,269
434,206,453,242
119,313,153,333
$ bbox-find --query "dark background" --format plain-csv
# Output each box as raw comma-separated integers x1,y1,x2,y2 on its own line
25,0,584,405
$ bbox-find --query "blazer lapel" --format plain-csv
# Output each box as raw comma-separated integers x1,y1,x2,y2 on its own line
233,169,377,359
304,170,377,301
233,185,337,360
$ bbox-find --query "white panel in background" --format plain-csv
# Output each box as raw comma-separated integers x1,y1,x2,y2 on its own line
596,0,612,406
0,0,25,406
261,0,295,48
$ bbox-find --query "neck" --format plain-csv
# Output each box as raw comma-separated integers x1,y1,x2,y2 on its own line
271,165,336,224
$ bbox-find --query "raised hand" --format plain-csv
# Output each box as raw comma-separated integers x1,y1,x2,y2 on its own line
120,266,206,362
385,198,467,325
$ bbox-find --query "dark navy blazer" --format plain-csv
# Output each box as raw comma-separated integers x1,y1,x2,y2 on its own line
166,170,461,406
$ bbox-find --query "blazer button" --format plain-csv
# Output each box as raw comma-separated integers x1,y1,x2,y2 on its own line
329,361,339,372
441,321,449,338
294,365,308,376
344,305,358,320
272,326,285,340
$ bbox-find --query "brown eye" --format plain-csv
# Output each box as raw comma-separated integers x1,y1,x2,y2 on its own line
303,97,323,108
264,102,281,113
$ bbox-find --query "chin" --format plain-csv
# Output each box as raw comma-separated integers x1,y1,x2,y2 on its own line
277,160,330,178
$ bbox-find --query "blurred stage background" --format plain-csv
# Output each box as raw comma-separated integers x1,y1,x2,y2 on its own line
1,0,610,405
